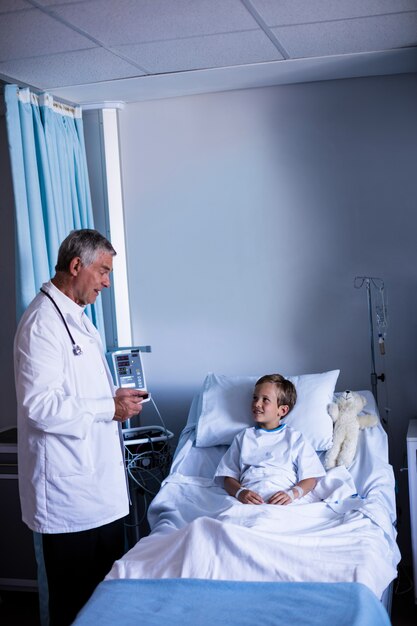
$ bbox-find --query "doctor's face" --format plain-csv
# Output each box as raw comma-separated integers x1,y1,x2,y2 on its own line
252,382,289,430
73,251,113,306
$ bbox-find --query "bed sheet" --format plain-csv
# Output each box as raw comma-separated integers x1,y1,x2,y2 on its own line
106,390,400,599
73,580,391,626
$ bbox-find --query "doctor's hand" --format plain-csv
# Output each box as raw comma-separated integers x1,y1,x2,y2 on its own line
113,388,145,422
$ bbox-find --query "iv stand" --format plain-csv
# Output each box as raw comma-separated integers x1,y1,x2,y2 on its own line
354,276,385,403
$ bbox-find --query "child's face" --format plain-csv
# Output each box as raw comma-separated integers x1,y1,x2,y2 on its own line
252,382,289,430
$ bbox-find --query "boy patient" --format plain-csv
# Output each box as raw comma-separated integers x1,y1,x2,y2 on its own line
215,374,326,505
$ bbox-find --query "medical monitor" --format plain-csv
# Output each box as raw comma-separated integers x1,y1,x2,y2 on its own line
106,347,150,401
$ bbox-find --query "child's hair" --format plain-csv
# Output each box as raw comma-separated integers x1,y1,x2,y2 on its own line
255,374,297,413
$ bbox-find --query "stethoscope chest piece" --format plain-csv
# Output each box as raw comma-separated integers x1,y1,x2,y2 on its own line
72,344,83,356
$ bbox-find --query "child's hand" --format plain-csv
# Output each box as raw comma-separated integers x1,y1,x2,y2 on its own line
268,490,292,505
237,489,264,505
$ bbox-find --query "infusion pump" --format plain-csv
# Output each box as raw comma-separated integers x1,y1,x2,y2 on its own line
106,346,173,445
106,346,151,402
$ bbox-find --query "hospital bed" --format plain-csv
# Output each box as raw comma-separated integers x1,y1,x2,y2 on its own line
74,370,400,626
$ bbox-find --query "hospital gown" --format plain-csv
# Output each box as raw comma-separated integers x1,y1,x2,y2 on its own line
214,424,326,501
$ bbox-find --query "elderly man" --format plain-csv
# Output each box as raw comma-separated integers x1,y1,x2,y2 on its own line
14,229,147,625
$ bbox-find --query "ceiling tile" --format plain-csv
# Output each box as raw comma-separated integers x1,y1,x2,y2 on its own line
272,13,417,58
0,8,95,62
0,48,144,90
113,30,283,74
50,0,259,46
250,0,417,25
1,0,416,103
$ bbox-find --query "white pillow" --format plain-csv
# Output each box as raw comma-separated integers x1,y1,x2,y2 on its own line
195,370,340,451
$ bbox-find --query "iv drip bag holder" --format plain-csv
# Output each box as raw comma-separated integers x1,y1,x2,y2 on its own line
354,276,387,403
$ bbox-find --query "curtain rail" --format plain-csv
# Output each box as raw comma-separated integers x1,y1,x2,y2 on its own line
9,84,81,118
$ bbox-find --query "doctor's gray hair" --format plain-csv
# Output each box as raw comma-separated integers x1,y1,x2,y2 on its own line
55,229,116,272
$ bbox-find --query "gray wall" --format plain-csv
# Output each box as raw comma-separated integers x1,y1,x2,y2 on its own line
116,73,417,562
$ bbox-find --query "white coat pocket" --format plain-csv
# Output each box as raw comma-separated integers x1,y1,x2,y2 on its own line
45,435,94,477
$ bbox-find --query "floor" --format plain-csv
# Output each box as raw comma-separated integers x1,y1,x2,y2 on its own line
0,578,416,626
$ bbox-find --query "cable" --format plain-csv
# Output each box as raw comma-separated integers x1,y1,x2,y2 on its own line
150,396,171,442
123,394,173,540
394,562,414,596
126,439,172,495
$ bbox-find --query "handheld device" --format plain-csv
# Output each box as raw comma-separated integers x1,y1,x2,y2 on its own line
106,347,150,402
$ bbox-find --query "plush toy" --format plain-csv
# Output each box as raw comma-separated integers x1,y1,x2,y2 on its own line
324,390,378,470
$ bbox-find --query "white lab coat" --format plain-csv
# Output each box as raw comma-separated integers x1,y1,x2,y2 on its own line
14,281,129,533
215,424,326,501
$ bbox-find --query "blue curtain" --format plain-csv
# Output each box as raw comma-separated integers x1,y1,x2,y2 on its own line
4,84,105,336
5,85,106,626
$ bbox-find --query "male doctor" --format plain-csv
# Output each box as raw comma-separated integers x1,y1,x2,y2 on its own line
14,229,147,626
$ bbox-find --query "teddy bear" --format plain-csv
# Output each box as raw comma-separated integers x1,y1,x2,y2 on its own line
324,390,378,470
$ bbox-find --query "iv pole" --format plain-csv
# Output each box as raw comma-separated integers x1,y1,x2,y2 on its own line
354,276,385,403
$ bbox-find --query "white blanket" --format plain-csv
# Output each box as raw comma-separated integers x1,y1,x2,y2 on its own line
107,466,400,598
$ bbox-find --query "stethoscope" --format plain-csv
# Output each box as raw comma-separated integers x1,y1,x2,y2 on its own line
40,288,83,356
